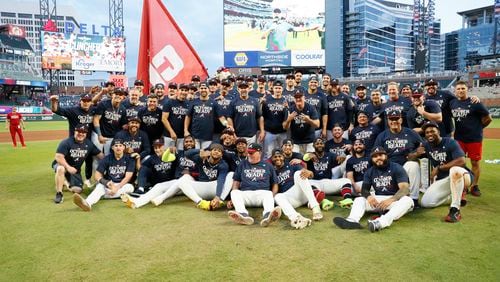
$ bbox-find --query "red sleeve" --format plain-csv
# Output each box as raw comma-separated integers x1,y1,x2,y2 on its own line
6,113,11,121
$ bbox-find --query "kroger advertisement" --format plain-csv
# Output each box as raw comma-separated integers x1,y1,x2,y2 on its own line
41,32,125,72
223,0,325,67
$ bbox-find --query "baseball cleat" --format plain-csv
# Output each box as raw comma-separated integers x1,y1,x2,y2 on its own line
444,207,461,223
197,200,211,211
470,185,481,197
339,198,354,209
150,197,163,207
54,192,63,204
73,194,91,212
291,215,312,229
228,211,254,225
312,206,323,221
321,199,334,211
460,189,467,207
84,179,94,188
333,217,362,229
260,207,282,227
120,193,129,203
368,219,382,232
123,195,136,209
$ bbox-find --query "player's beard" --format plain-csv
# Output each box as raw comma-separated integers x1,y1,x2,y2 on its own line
374,158,388,168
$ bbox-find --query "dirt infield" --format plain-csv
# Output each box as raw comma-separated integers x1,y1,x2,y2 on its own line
1,128,500,143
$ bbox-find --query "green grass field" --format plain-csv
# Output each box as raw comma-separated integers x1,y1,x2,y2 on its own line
1,133,500,280
0,121,67,133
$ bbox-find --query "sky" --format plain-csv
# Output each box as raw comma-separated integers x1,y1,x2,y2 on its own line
45,0,496,79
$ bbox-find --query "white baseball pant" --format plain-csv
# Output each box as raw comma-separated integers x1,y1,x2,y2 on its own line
293,143,314,155
421,166,470,209
403,161,421,200
231,189,275,216
274,171,319,220
178,172,234,204
332,155,351,179
132,179,179,208
194,139,212,150
263,131,287,159
85,183,134,207
346,195,414,228
309,178,351,195
163,137,184,151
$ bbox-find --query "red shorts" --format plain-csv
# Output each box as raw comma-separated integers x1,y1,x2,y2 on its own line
457,141,482,161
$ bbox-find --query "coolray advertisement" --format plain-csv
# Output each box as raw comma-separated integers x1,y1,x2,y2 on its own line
41,32,125,72
223,0,325,67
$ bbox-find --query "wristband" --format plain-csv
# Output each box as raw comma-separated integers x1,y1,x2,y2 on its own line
99,178,110,186
95,126,102,135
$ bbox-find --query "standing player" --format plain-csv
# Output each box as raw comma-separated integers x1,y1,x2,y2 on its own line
122,88,145,120
354,84,371,115
406,89,442,136
138,94,164,147
249,75,270,100
52,125,104,204
449,81,492,196
162,83,190,150
283,73,299,103
304,76,328,138
349,111,380,152
262,80,288,159
212,79,233,143
73,139,136,211
5,106,26,147
272,149,322,229
228,143,282,227
373,82,412,128
333,147,414,232
418,122,471,222
326,82,354,140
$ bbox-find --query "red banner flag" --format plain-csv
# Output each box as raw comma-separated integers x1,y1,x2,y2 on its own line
137,0,208,91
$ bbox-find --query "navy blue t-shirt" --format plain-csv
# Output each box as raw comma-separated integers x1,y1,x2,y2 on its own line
233,160,277,191
305,152,339,180
138,107,164,143
122,99,145,120
426,89,455,136
326,93,353,130
163,99,190,138
325,138,351,157
275,163,302,193
223,150,247,172
54,106,95,138
174,150,198,178
228,96,262,137
346,154,370,182
363,162,409,196
114,129,151,159
423,137,465,180
212,94,233,134
450,98,490,143
97,154,136,183
349,124,380,152
374,127,423,165
262,95,288,134
304,92,328,128
406,100,442,133
248,89,269,100
95,100,127,138
138,154,176,187
187,98,220,140
381,97,412,127
288,103,319,144
354,98,372,115
56,137,101,172
185,149,229,198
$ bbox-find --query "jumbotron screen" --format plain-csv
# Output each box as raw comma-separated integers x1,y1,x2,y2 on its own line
223,0,325,68
41,31,125,72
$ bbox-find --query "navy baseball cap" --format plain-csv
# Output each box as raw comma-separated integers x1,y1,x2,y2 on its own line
128,116,141,123
286,73,295,79
191,75,201,81
330,78,340,85
271,148,283,156
221,127,235,135
236,74,245,81
189,83,198,91
209,143,224,152
237,81,249,88
154,83,165,89
421,121,439,131
402,84,412,89
282,138,294,146
257,75,267,82
268,77,276,82
111,138,125,146
357,111,368,118
313,137,325,144
179,83,189,90
104,81,115,87
168,82,178,89
80,93,92,101
273,80,283,87
235,137,247,145
75,124,89,133
247,143,262,153
114,88,128,96
221,79,231,86
134,79,144,86
245,76,254,82
356,84,366,90
152,139,164,146
293,90,304,98
387,110,402,119
370,146,387,157
412,88,424,97
227,75,235,82
424,78,438,86
353,139,365,145
208,78,218,85
309,76,319,82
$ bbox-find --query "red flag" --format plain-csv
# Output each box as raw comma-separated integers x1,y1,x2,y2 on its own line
137,0,208,91
43,19,57,32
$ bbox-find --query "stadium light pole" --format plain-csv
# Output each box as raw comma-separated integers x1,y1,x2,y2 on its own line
39,0,60,94
109,0,124,75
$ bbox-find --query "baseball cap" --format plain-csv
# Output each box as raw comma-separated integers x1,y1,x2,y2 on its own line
257,75,267,82
189,83,198,91
168,82,178,89
271,148,283,157
75,124,89,133
227,75,235,82
421,121,439,131
330,78,340,85
179,83,189,90
370,146,387,157
412,88,424,98
236,74,245,81
245,76,254,82
402,83,412,89
191,75,201,81
268,77,276,82
111,138,125,146
154,83,165,89
221,127,235,135
293,90,304,98
114,88,128,96
152,139,164,146
208,78,218,85
273,80,283,87
209,143,224,152
356,84,366,90
235,137,247,145
313,137,325,144
282,138,294,146
198,81,208,88
424,78,438,86
134,79,144,86
309,76,319,82
286,73,295,79
221,79,231,86
247,143,262,153
237,81,249,88
357,111,368,118
128,116,141,123
80,93,92,101
387,109,402,119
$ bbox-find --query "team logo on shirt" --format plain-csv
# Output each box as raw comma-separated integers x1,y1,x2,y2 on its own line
194,105,213,117
235,104,255,116
277,169,291,185
328,99,344,111
69,148,88,161
179,157,195,169
171,106,188,117
313,161,328,173
109,165,127,176
124,140,142,152
126,108,139,117
142,115,159,125
305,97,320,107
104,110,121,122
202,164,218,179
373,175,392,192
415,114,425,125
78,115,93,124
451,108,470,121
354,130,373,141
154,162,172,172
353,160,369,173
329,147,345,157
386,138,408,152
267,103,285,114
243,167,266,181
429,150,447,164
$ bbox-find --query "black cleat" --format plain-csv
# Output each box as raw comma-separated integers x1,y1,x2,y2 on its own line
333,217,362,229
444,207,461,223
54,192,63,204
470,185,481,197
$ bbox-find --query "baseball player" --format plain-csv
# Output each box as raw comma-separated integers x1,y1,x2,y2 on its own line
449,80,492,196
121,139,179,209
325,81,354,140
283,91,320,154
90,82,115,104
373,82,412,128
345,139,371,197
162,83,190,150
406,89,442,136
122,88,145,120
424,78,455,137
138,94,164,147
167,82,178,100
212,79,234,142
178,144,233,210
227,81,264,144
373,110,423,207
223,137,248,172
50,93,95,186
114,117,151,161
262,80,289,159
400,84,413,98
353,84,371,116
272,149,322,229
152,83,167,109
5,106,26,147
52,125,103,204
333,146,414,232
349,111,380,152
249,75,270,100
283,73,299,104
304,76,328,138
73,139,136,211
278,139,304,166
228,143,282,227
325,124,352,178
92,88,127,155
320,73,331,93
417,122,471,222
362,89,384,131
